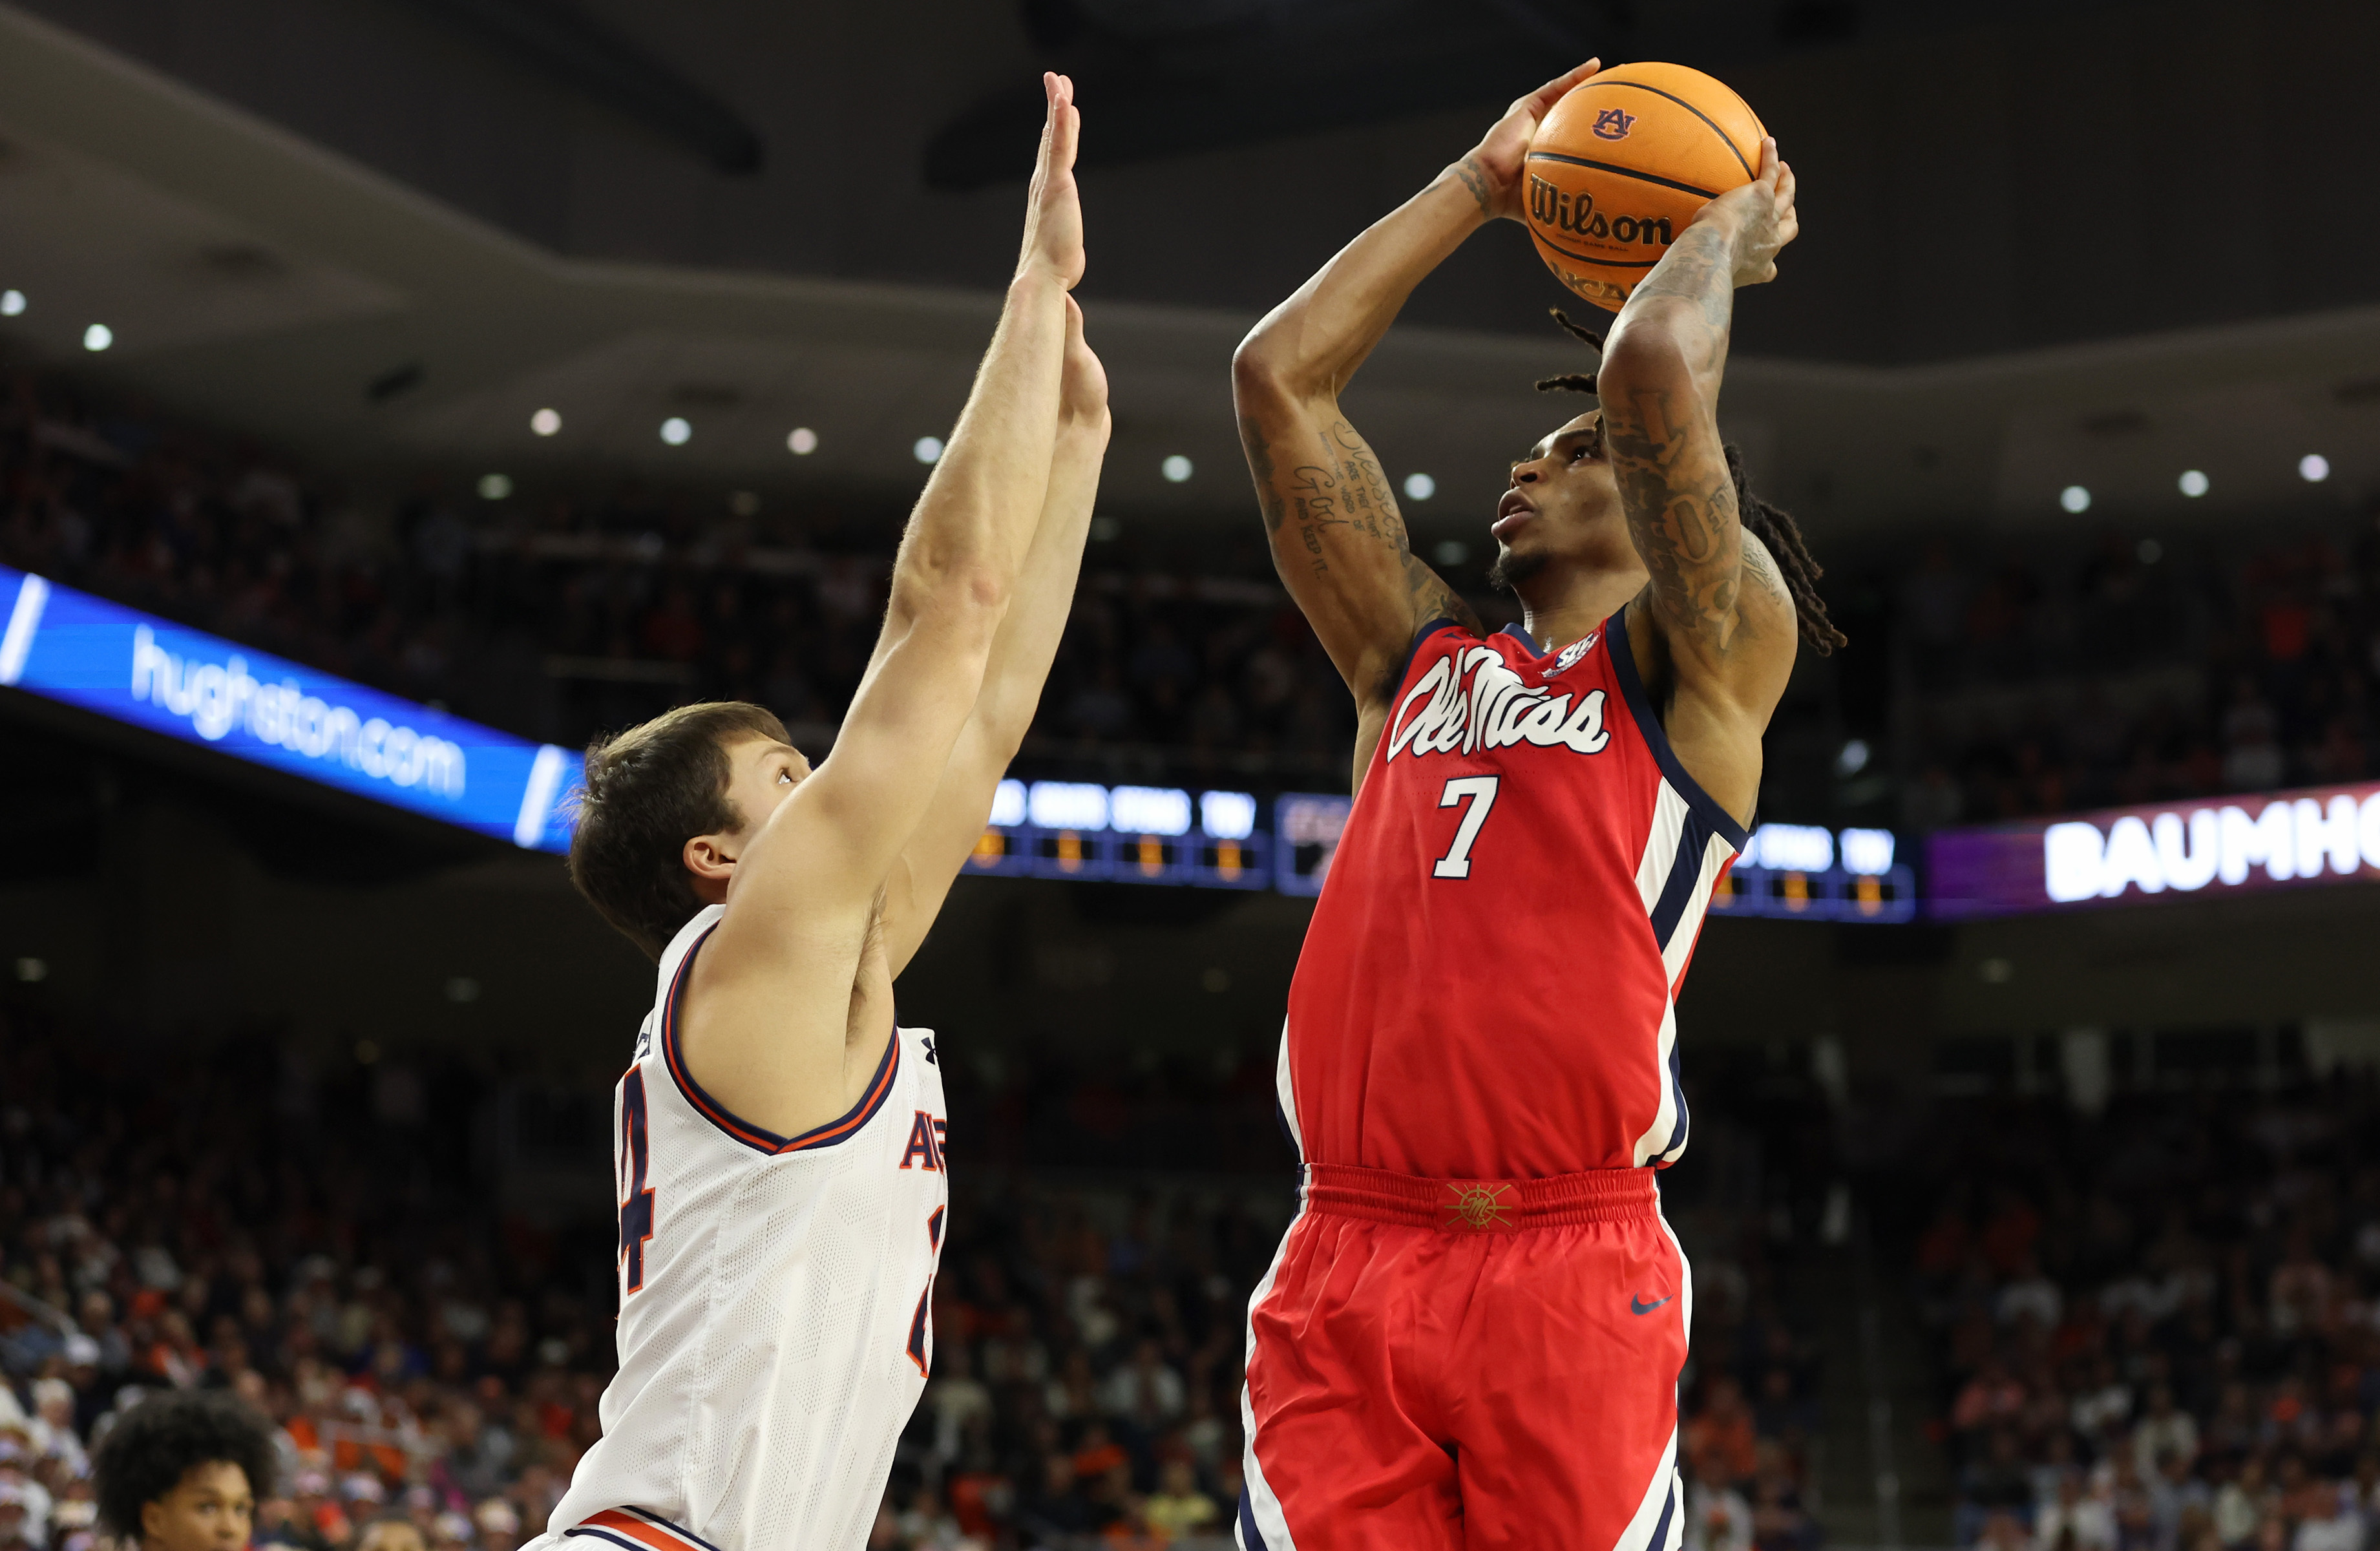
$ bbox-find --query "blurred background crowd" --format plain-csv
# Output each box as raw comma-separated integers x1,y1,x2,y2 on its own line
6,363,2377,838
1904,1075,2380,1551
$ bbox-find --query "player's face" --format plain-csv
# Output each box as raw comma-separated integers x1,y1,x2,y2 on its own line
1493,412,1628,582
720,737,812,841
140,1461,252,1551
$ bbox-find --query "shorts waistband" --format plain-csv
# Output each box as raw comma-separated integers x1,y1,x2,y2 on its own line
1301,1162,1658,1232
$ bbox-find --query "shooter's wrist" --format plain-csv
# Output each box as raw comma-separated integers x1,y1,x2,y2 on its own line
1437,151,1510,227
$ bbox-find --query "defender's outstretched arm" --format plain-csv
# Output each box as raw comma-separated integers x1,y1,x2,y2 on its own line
882,297,1110,977
1231,62,1600,783
724,73,1083,931
1597,137,1801,820
684,75,1087,1136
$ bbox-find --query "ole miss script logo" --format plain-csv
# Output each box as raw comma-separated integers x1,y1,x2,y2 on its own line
1592,107,1636,141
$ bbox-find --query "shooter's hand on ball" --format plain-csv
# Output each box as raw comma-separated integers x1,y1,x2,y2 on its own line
1690,136,1798,287
1453,58,1601,222
1018,72,1086,289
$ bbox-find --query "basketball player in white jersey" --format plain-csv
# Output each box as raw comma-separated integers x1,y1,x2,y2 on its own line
531,74,1106,1551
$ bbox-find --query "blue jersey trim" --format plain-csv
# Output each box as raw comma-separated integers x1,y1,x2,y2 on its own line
1393,617,1467,696
1498,622,1541,653
1603,608,1750,852
658,927,902,1157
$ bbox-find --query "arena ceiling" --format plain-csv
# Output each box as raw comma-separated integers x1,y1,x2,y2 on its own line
0,0,2374,542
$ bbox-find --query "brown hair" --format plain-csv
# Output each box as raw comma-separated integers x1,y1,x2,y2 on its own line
567,701,790,960
1534,308,1848,655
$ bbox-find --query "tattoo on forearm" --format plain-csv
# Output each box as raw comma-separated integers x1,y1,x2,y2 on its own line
1603,383,1746,656
1241,411,1480,627
1621,222,1735,375
1449,155,1494,218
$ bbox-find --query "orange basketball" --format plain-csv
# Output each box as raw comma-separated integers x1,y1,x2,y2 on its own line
1522,62,1766,312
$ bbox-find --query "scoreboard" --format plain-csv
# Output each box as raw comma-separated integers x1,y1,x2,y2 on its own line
1707,822,1919,923
962,780,1272,889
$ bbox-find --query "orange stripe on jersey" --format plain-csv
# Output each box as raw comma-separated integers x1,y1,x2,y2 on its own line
774,1033,900,1152
655,922,904,1156
578,1511,677,1550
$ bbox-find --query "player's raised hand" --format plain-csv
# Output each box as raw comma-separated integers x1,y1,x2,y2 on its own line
1694,136,1798,287
1457,59,1601,222
1057,295,1109,432
1018,72,1086,289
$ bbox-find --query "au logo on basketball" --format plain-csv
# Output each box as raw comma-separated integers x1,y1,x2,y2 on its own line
1591,108,1636,141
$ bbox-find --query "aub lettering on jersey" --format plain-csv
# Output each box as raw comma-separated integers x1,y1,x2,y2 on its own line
1388,645,1610,763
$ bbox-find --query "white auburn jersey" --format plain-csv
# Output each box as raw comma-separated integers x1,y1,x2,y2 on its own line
539,905,950,1551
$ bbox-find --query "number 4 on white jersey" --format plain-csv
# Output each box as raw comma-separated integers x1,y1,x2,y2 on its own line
1431,776,1501,879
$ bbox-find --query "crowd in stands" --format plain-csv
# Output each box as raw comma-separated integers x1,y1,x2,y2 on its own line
8,358,2380,833
1910,1072,2380,1551
1896,526,2380,830
0,993,1828,1551
0,365,1369,787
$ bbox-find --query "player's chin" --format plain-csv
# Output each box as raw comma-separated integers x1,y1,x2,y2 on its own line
1485,542,1547,595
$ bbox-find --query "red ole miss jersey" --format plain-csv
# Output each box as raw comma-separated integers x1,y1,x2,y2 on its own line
1280,613,1747,1180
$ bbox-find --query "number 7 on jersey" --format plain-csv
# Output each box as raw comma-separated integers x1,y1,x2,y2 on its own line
1431,776,1501,879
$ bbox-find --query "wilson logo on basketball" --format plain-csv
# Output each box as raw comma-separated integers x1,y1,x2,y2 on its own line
1388,645,1610,763
1528,176,1673,248
1591,108,1636,141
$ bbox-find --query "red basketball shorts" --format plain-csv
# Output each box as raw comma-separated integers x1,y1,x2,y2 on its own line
1234,1164,1689,1551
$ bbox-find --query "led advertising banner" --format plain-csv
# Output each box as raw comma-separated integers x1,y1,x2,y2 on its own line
1927,780,2380,920
0,565,581,852
962,779,1271,889
1707,821,1919,924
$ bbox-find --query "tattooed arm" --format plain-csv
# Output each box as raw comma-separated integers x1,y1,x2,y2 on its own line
1232,59,1599,788
1597,138,1800,823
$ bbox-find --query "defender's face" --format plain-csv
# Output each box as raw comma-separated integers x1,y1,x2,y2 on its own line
140,1462,253,1551
721,737,812,841
1493,412,1627,574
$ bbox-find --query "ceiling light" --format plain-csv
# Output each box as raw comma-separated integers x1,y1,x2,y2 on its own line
2301,453,2331,483
787,427,818,456
81,323,112,352
1404,472,1437,501
1836,738,1870,776
477,473,512,501
2178,469,2209,497
660,417,691,446
1161,454,1193,483
2059,485,2091,514
0,290,23,317
1090,517,1121,542
2137,538,2162,564
1432,539,1468,566
530,408,562,437
913,436,944,464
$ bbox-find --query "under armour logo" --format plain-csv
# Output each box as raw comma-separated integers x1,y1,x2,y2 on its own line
1592,108,1636,141
920,1034,938,1065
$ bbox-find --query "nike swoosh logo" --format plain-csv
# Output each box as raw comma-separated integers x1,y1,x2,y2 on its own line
1630,1294,1676,1316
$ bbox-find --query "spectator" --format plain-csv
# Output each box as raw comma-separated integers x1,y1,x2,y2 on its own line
1141,1457,1217,1538
91,1390,277,1551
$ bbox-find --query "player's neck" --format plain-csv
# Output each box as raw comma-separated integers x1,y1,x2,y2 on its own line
1515,567,1641,659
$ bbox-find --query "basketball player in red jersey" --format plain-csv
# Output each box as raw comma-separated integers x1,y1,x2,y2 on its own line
1227,59,1842,1551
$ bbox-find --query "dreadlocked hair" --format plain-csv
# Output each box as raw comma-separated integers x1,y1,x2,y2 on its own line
1530,308,1847,655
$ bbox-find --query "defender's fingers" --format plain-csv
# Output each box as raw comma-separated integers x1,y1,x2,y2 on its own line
1029,74,1060,184
1756,136,1780,187
1048,76,1080,173
1774,158,1796,212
